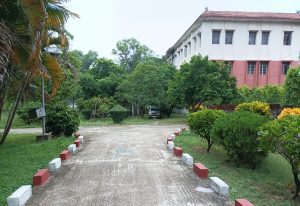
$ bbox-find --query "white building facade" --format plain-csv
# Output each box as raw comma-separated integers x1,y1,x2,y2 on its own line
166,10,300,87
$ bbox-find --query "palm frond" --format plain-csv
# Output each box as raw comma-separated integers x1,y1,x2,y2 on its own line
0,21,13,82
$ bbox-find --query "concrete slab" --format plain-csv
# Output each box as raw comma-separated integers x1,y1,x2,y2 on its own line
167,141,174,150
68,144,76,154
78,136,84,143
182,153,193,166
209,177,229,197
48,158,61,172
26,125,232,206
7,185,32,206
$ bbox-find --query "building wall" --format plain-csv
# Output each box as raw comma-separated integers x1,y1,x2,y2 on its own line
170,20,300,87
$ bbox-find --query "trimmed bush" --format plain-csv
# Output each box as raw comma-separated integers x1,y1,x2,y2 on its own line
277,108,300,119
235,101,271,116
187,109,225,153
109,104,127,123
17,102,40,124
46,103,80,136
211,111,269,169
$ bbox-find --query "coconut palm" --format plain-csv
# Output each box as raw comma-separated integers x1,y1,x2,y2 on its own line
0,0,78,144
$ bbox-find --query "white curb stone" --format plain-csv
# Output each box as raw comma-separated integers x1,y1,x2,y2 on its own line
78,135,84,143
209,177,229,197
167,141,174,150
48,158,61,172
182,153,193,165
68,144,77,154
7,185,32,206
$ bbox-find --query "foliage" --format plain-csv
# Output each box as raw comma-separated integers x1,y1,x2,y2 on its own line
109,104,128,123
76,97,115,119
168,55,238,108
112,38,153,72
117,58,176,115
81,50,98,71
0,134,74,206
259,115,300,198
238,85,283,104
211,111,269,169
45,103,80,136
235,101,271,116
187,109,225,152
283,67,300,107
278,108,300,120
16,102,40,124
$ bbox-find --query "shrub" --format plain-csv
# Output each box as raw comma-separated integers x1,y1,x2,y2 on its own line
109,104,127,123
259,115,300,198
187,109,225,153
17,102,40,124
283,66,300,107
235,101,271,116
46,103,80,136
277,108,300,119
211,111,269,169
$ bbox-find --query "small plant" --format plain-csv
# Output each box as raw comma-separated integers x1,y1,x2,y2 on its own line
187,109,225,153
259,115,300,199
235,101,271,116
277,108,300,119
46,103,80,136
17,102,40,124
211,111,269,169
109,104,127,124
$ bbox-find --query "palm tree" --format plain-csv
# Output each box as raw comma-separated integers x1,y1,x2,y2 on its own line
0,0,78,144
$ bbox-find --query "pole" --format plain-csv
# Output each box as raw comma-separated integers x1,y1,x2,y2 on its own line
41,76,46,135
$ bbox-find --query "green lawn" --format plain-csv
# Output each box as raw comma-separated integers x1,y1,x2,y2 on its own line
174,131,300,206
79,114,187,127
0,134,74,206
0,111,40,129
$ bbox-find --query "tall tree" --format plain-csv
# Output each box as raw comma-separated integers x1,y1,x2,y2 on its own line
168,55,238,108
112,38,153,72
283,66,300,107
81,50,98,71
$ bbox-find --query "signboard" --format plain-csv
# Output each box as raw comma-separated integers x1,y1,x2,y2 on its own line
36,108,46,118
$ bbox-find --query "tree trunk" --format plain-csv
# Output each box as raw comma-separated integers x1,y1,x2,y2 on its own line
292,169,299,199
0,75,29,145
207,139,214,153
131,102,135,116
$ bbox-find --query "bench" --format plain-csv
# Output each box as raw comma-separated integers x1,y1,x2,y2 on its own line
173,147,183,157
7,185,32,206
60,150,70,160
48,158,61,172
193,163,208,179
33,169,49,186
209,177,229,197
68,144,77,154
167,141,174,150
74,140,80,148
235,199,253,206
182,153,193,165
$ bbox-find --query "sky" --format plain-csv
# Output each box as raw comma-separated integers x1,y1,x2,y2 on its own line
65,0,299,59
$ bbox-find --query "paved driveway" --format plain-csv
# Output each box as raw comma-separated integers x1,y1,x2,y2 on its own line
27,125,231,206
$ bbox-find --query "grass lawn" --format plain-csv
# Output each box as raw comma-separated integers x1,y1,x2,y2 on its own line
0,111,40,129
174,131,300,206
80,114,187,127
0,134,75,206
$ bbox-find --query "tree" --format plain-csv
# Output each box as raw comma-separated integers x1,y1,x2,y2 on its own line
112,38,153,72
81,50,98,71
283,67,300,107
117,57,176,116
168,55,238,108
259,115,300,199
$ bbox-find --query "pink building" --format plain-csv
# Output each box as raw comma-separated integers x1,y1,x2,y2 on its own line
166,10,300,88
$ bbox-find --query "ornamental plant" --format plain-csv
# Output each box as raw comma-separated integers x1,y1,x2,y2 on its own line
17,102,40,124
235,101,271,116
277,108,300,120
109,104,127,124
259,115,300,199
187,109,225,153
211,111,269,169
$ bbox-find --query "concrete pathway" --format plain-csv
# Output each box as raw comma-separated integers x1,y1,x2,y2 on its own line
27,125,231,206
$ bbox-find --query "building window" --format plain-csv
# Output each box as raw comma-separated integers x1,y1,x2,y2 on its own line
212,30,221,44
247,62,256,74
283,31,292,45
225,30,234,44
184,46,187,57
248,31,257,45
261,31,270,45
260,62,268,75
282,62,290,75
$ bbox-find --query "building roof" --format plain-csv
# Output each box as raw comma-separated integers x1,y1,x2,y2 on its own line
166,10,300,56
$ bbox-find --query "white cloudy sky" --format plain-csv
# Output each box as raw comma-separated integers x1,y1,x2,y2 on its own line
65,0,299,58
